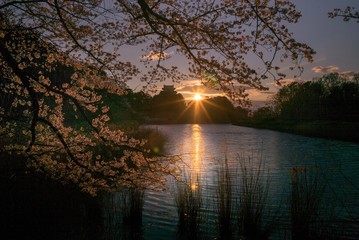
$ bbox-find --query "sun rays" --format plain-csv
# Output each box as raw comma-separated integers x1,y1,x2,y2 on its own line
174,93,229,123
193,93,202,101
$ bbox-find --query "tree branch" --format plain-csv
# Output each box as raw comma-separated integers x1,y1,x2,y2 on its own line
52,0,106,68
0,38,39,152
0,0,45,10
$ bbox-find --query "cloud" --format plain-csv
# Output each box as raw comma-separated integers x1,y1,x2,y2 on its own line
340,71,356,78
177,85,221,95
312,65,339,74
141,51,173,60
266,78,297,87
175,80,224,100
179,79,202,85
176,81,275,103
251,100,270,109
246,89,275,101
277,78,297,86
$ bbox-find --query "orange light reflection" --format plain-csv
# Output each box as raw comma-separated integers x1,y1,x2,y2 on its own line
191,124,203,179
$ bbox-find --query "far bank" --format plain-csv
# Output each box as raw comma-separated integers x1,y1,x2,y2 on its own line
233,120,359,143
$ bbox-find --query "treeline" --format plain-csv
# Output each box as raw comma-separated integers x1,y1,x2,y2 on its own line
70,72,359,126
97,88,247,124
250,73,359,122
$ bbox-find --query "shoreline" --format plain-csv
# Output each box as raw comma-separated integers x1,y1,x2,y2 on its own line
233,120,359,143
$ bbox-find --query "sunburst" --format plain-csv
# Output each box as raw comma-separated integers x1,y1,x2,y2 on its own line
193,93,202,101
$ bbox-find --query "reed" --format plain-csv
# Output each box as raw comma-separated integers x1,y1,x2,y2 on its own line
101,193,122,240
236,156,273,240
174,173,203,240
290,166,326,240
101,188,145,240
215,157,234,240
121,188,145,240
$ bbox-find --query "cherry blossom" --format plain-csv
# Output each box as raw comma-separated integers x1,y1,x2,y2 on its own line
0,1,315,195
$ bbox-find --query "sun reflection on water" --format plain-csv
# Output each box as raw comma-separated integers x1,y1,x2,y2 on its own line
191,124,203,177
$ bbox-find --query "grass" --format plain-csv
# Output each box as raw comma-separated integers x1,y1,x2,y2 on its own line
102,188,145,240
121,188,145,226
290,166,327,240
174,173,203,240
101,194,122,240
174,155,280,240
236,156,274,240
215,157,234,240
101,159,356,240
2,149,356,239
234,120,359,143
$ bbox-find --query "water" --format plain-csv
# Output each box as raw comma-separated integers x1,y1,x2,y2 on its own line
131,124,359,239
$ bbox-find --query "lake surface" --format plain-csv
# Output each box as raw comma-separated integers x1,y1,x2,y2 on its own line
132,124,359,239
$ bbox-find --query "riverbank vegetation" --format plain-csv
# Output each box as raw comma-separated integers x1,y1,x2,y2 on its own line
176,157,357,240
235,73,359,142
175,173,203,240
1,151,357,239
99,73,359,143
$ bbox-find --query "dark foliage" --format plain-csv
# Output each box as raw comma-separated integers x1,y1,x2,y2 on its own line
271,73,359,121
0,154,102,240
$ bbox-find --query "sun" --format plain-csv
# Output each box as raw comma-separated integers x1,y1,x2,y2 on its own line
193,93,202,101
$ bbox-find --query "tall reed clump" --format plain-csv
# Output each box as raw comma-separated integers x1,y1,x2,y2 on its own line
290,166,326,240
101,189,144,240
175,173,203,240
101,193,122,240
215,157,234,240
237,156,274,240
101,188,144,240
121,188,145,240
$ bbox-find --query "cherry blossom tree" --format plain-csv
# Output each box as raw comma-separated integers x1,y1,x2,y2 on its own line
0,0,314,195
329,6,359,23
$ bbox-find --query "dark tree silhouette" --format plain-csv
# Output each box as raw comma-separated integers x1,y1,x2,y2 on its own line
271,73,359,121
151,89,186,123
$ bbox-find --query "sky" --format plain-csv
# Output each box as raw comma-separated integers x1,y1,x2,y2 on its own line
126,1,359,108
249,0,359,107
290,0,359,79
